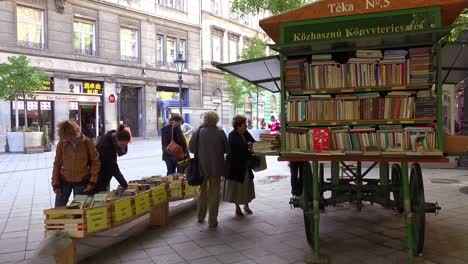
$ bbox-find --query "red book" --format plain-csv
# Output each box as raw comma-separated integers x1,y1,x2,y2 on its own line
313,128,330,152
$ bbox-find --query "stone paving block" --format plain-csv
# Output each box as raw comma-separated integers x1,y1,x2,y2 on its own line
189,256,222,264
121,257,155,264
252,254,290,264
0,231,27,239
119,249,151,261
151,253,184,264
146,245,178,257
171,241,211,260
0,251,25,263
215,252,249,264
0,237,26,254
203,244,236,256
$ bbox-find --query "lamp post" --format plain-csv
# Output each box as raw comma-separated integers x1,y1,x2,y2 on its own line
174,52,186,116
116,82,121,125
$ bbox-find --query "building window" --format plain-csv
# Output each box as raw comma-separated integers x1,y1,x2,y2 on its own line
166,36,176,66
212,33,222,62
228,36,239,62
158,0,185,12
156,34,164,65
16,6,44,49
211,0,221,15
120,27,139,62
179,39,186,58
73,19,95,56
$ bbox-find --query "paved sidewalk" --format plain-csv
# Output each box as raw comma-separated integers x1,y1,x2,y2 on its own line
0,141,468,263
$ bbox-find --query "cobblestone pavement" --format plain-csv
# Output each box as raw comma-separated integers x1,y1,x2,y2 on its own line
0,140,468,263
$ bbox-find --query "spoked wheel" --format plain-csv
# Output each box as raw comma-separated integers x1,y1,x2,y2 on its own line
391,164,404,213
302,162,314,248
410,163,426,256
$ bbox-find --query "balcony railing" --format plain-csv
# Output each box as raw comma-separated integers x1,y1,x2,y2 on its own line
17,40,42,49
121,55,139,62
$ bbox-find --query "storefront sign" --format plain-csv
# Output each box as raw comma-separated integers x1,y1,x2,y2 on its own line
40,102,51,110
83,81,103,95
114,198,133,223
12,101,24,110
327,0,391,15
42,78,54,91
35,91,101,103
171,181,183,199
86,207,108,233
69,102,79,111
109,94,116,103
135,193,150,215
151,185,167,206
27,101,38,111
282,7,439,44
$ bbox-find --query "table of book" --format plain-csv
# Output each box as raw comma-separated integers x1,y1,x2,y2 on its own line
217,1,467,263
43,175,199,264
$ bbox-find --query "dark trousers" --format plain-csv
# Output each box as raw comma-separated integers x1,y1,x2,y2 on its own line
290,161,304,196
165,155,180,176
54,181,88,208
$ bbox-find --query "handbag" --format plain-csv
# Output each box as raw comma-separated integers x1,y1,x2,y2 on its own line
185,127,204,186
253,155,267,172
166,123,185,161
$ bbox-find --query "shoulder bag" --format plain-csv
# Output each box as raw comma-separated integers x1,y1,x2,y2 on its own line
166,123,186,161
185,127,204,186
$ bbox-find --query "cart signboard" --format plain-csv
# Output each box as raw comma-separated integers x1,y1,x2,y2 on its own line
86,207,108,233
185,184,197,196
171,181,183,199
135,193,150,215
152,185,167,206
114,198,133,223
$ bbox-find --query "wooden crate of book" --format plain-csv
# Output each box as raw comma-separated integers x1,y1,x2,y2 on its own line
182,180,200,199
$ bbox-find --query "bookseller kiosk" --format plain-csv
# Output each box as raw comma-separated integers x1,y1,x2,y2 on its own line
217,1,468,263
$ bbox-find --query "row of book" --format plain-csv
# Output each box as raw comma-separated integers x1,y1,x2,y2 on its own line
285,48,433,90
253,133,280,153
286,92,436,121
285,125,439,153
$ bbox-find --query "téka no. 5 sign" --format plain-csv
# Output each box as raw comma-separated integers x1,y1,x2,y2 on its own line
282,6,440,44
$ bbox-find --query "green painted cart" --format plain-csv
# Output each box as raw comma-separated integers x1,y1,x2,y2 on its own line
217,1,467,263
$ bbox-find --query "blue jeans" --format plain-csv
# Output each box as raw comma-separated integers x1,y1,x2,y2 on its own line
164,155,179,176
54,181,88,208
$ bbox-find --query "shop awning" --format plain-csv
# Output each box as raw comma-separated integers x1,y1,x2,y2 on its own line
441,42,468,84
215,56,281,93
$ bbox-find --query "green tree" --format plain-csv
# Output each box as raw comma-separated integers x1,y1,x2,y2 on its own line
231,0,310,16
224,74,246,114
0,56,49,129
447,8,468,42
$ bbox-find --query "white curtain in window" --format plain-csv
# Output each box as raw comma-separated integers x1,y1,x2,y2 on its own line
120,27,139,60
16,6,43,47
166,37,176,65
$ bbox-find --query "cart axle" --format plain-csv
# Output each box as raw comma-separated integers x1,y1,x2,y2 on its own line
425,202,441,215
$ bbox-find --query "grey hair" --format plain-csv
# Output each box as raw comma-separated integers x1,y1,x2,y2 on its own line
202,111,219,127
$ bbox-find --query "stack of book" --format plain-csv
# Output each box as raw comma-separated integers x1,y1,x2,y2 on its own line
253,133,281,153
309,55,342,89
409,47,433,83
285,127,312,152
378,125,404,151
379,50,408,86
415,91,436,118
285,58,306,90
404,126,437,151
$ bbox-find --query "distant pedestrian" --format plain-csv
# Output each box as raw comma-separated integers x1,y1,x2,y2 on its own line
223,115,256,216
189,111,229,228
179,117,195,143
268,115,281,134
161,114,188,175
289,161,306,197
52,121,100,207
94,125,131,193
260,118,266,129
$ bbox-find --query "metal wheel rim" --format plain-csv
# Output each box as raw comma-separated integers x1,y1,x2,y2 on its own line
410,163,426,256
391,164,404,213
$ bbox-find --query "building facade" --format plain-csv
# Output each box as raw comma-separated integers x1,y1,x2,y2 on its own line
0,0,202,151
200,0,280,128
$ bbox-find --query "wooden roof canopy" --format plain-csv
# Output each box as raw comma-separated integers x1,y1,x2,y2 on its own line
259,0,468,44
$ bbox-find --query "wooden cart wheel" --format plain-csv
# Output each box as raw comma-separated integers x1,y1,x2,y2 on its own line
301,162,314,248
410,163,426,256
391,164,404,213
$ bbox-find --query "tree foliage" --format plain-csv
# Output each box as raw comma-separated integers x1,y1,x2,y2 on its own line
447,8,468,42
0,55,49,128
231,0,309,16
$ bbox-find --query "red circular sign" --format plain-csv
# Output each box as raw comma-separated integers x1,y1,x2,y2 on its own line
109,94,116,103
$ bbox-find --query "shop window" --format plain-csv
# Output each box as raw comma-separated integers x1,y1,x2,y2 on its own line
10,100,53,137
73,19,96,56
16,6,44,49
120,27,139,62
156,34,164,65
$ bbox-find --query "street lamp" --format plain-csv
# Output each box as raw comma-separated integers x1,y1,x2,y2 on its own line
116,82,121,125
174,52,186,116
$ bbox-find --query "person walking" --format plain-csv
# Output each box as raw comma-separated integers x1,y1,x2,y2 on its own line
223,115,256,216
94,125,131,192
189,111,229,228
289,161,305,197
161,114,188,175
179,117,195,143
52,120,100,207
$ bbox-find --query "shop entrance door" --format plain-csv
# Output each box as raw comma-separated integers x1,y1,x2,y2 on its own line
80,105,97,139
120,87,140,137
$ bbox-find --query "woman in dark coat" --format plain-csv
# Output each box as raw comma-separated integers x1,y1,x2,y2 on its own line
223,115,256,216
94,125,131,192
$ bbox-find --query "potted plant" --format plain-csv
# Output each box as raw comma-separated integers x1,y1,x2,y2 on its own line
0,56,49,153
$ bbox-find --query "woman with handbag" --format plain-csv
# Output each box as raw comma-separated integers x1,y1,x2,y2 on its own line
189,111,229,228
161,114,188,175
223,115,256,216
